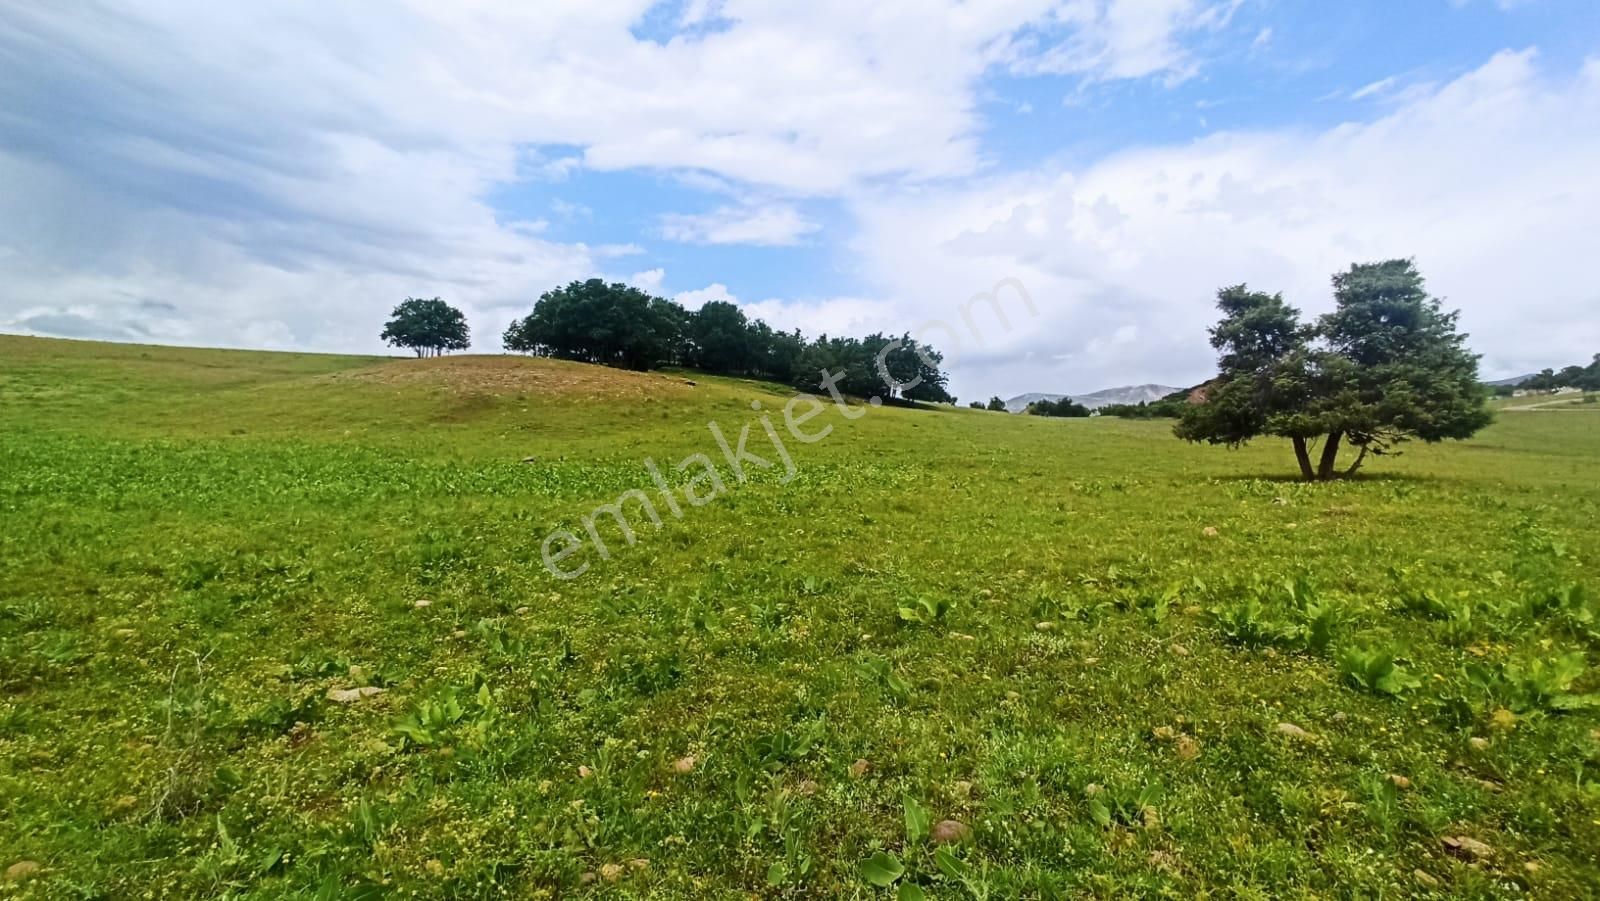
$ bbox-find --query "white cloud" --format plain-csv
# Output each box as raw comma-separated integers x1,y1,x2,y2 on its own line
1,2,1592,408
4,0,1212,352
1015,0,1243,84
1350,75,1398,100
629,268,666,292
658,204,819,246
839,50,1600,399
673,283,738,311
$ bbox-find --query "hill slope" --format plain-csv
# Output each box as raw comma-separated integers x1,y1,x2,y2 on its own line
3,335,1599,897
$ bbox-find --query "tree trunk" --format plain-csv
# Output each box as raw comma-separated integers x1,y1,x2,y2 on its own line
1344,444,1369,477
1292,436,1315,481
1317,431,1344,480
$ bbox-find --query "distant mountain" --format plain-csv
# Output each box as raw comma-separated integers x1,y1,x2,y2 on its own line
1485,373,1538,387
1004,384,1185,414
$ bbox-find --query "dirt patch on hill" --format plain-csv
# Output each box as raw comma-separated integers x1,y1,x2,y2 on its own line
327,355,694,401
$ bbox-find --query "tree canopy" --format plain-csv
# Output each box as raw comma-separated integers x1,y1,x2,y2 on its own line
380,297,470,358
1516,354,1600,392
1176,260,1491,480
1025,397,1090,418
504,279,955,403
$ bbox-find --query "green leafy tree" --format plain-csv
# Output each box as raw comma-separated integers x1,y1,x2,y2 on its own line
503,280,957,401
502,279,678,370
688,300,755,373
986,396,1007,412
1178,260,1491,480
380,297,470,358
1026,397,1091,418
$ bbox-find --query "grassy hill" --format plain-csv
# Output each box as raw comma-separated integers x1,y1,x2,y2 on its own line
3,334,1598,897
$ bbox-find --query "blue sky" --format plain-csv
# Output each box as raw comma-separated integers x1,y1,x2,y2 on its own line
2,1,1598,400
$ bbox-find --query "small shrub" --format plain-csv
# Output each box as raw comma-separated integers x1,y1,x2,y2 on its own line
1337,646,1421,696
1467,652,1600,713
898,596,952,626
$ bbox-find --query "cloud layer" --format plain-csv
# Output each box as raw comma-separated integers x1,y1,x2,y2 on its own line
1,2,1594,401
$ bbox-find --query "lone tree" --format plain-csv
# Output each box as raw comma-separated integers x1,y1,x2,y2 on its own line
1177,260,1491,480
381,297,470,358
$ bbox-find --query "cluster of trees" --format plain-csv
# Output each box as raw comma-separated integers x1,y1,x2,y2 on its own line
502,279,955,402
1177,259,1491,481
380,298,470,357
1025,397,1091,418
1097,391,1189,419
1507,355,1600,393
966,396,1009,411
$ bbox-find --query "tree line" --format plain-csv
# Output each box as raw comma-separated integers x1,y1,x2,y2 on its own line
380,281,956,402
1498,356,1600,394
500,279,954,403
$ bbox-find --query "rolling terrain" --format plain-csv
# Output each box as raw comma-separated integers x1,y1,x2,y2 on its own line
2,335,1599,898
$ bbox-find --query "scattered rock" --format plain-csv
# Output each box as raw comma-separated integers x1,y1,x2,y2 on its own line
1175,736,1200,760
599,863,625,883
1442,835,1494,861
1490,708,1517,732
1469,736,1490,751
1083,783,1104,797
578,765,594,779
1275,722,1315,742
1004,690,1022,701
682,379,697,386
628,858,650,871
931,820,971,844
1329,711,1348,723
1467,775,1504,794
1272,496,1289,506
1414,869,1440,888
579,871,597,884
1524,860,1543,875
1169,643,1190,657
520,456,539,464
1387,774,1412,791
796,780,819,796
1202,526,1220,538
1034,621,1056,631
1151,726,1177,741
1083,657,1100,666
4,861,41,881
413,599,432,609
515,606,531,616
326,686,386,704
672,755,696,775
952,780,973,798
849,758,870,778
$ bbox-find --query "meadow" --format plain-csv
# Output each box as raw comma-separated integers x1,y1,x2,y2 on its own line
2,334,1598,898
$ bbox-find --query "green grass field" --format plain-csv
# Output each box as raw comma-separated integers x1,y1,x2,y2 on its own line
3,334,1598,899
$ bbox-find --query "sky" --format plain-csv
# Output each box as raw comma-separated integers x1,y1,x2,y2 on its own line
2,0,1598,402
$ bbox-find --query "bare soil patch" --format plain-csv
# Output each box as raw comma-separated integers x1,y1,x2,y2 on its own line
328,355,693,401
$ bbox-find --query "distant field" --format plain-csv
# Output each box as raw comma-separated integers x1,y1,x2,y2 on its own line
2,335,1598,898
